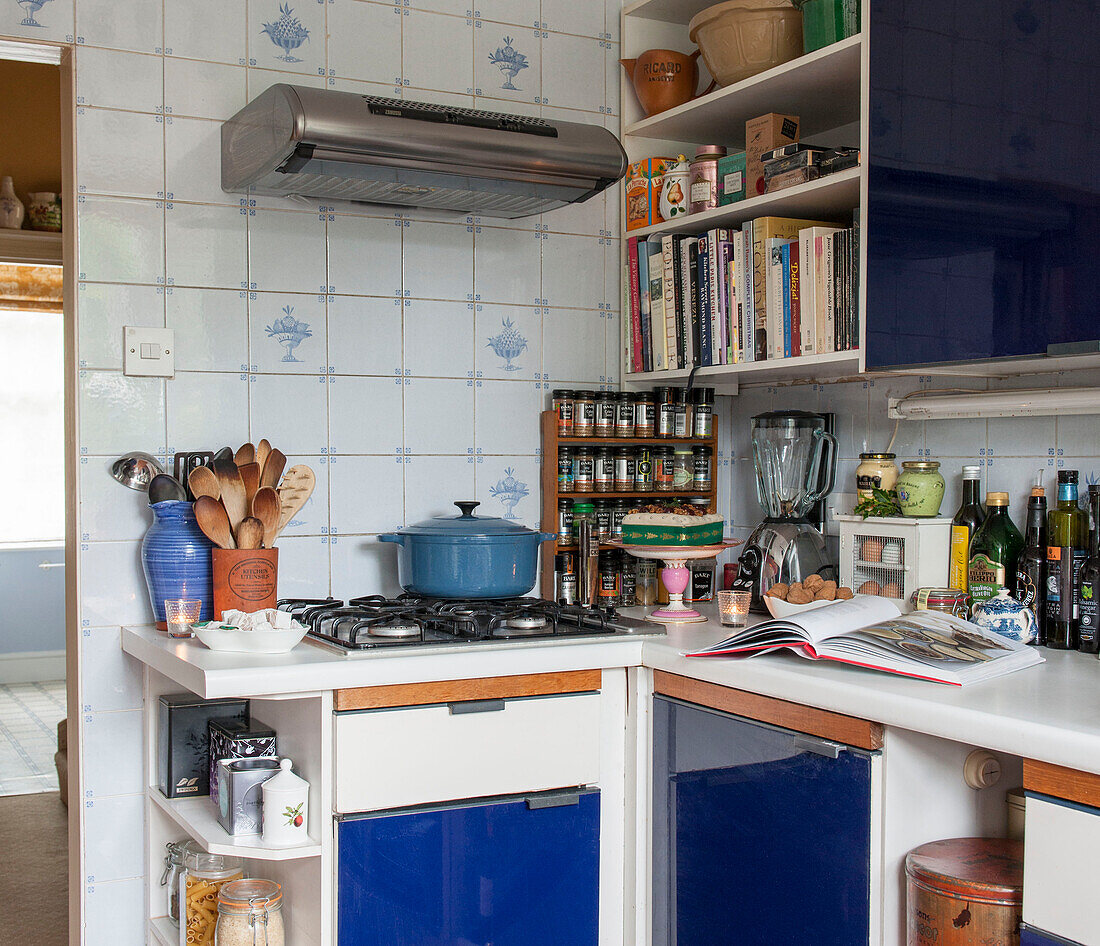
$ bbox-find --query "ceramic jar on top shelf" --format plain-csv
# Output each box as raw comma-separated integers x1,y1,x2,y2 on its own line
0,177,24,229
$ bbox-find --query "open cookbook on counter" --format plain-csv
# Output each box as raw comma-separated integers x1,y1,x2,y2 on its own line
688,596,1043,685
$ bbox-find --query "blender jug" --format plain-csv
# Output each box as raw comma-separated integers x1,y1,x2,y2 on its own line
750,410,837,520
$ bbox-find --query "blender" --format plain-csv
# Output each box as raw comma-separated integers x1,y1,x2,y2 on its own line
732,410,838,611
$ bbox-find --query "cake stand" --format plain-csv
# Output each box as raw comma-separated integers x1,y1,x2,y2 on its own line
613,540,742,624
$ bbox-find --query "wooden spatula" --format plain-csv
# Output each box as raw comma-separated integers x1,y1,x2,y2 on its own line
251,487,280,549
275,464,316,538
238,462,260,508
194,495,236,549
213,459,248,536
260,448,286,490
255,439,272,477
236,516,264,550
234,442,255,466
187,465,221,502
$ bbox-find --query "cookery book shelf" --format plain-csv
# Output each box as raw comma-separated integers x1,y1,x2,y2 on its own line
619,2,868,390
539,410,717,599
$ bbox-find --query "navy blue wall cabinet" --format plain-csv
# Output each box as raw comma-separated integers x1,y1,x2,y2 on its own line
337,790,600,946
1021,923,1087,946
652,696,873,945
865,0,1100,370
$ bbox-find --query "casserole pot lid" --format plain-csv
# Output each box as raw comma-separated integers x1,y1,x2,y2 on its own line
400,501,537,537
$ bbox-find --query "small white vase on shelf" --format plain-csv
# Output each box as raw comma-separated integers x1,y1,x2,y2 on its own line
0,177,25,230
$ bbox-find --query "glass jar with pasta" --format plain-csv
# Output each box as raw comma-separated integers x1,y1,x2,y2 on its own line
182,845,244,946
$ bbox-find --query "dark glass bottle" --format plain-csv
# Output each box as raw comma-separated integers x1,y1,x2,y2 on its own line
967,492,1024,610
949,465,984,591
1015,476,1047,644
1046,470,1089,650
1077,485,1100,654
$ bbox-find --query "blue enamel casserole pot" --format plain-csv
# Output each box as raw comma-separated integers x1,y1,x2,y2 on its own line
379,501,556,599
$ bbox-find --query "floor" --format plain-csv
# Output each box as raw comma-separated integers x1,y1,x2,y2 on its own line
0,791,68,944
0,680,66,796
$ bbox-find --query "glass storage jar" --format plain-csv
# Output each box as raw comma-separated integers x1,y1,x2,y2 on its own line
634,392,656,437
896,460,946,517
557,447,574,492
594,447,615,492
614,447,635,492
634,446,654,491
654,446,675,491
856,452,898,502
691,387,715,437
573,390,596,437
615,392,635,437
571,502,595,545
655,386,677,438
572,447,594,492
636,559,658,605
672,447,694,490
183,847,243,946
692,445,713,491
161,840,187,923
552,389,574,436
215,879,284,946
595,391,617,437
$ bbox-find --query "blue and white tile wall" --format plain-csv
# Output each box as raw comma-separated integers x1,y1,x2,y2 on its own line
725,372,1100,543
0,0,623,941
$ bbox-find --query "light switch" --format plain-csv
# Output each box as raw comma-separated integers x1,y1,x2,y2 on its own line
123,327,175,378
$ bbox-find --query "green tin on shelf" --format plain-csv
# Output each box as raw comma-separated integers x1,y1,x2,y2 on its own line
717,152,747,206
621,519,723,547
795,0,860,54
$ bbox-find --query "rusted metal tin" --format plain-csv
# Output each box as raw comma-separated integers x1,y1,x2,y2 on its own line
905,837,1022,946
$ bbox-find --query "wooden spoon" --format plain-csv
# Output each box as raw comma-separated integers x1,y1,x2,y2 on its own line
234,442,255,466
236,516,264,550
260,448,286,490
251,487,281,549
255,439,272,477
187,465,221,502
275,465,316,537
194,495,236,549
214,459,248,536
238,462,260,508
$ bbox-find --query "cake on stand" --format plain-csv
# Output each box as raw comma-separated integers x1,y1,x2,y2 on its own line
613,540,742,624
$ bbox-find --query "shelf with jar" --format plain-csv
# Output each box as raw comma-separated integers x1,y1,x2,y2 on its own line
539,388,718,601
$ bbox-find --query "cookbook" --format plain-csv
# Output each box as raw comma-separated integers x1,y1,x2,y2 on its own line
687,596,1044,685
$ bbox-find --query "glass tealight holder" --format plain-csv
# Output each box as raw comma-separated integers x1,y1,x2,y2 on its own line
164,599,202,638
716,590,751,627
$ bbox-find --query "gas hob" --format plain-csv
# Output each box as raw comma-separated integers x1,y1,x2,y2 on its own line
278,595,662,656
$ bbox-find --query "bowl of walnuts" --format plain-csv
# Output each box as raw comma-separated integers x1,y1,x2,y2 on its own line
764,575,856,618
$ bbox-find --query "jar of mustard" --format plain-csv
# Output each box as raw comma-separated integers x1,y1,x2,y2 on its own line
896,460,945,517
856,452,898,502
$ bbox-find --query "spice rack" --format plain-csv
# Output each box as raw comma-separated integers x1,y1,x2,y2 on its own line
539,410,718,599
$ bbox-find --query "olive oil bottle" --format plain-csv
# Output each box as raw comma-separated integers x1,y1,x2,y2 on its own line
1015,472,1046,644
967,492,1024,610
1076,485,1100,654
949,465,984,591
1046,470,1088,650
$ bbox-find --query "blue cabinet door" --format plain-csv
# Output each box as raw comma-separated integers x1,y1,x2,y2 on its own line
653,697,872,945
864,0,1100,369
1021,924,1087,946
337,790,600,946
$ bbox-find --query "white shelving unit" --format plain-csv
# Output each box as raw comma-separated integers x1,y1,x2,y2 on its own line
0,228,62,265
619,3,868,390
142,666,334,946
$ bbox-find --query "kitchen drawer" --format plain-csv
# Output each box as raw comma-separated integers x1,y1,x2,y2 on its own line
335,691,601,812
1023,795,1100,946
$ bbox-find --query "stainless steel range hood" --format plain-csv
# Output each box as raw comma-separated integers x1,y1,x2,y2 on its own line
221,84,627,219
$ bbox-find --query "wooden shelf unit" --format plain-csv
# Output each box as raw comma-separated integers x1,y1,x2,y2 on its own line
619,3,866,389
539,410,717,599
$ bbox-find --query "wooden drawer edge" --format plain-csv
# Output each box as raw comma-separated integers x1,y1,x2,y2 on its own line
653,671,883,750
335,669,602,711
1024,758,1100,809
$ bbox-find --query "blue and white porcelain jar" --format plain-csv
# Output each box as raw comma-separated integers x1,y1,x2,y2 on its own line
141,500,214,630
970,587,1037,644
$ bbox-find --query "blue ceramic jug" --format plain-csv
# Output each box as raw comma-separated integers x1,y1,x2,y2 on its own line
141,500,214,629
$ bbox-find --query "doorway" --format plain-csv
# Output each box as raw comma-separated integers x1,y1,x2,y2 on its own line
0,41,70,946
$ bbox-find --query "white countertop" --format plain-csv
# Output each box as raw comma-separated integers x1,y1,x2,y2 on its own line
122,605,1100,775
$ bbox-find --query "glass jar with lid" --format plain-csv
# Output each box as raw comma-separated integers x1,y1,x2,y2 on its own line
595,391,617,437
573,390,596,437
594,500,613,541
691,387,715,438
672,388,691,437
634,446,654,491
594,447,615,492
692,445,713,491
572,447,594,492
571,502,595,545
634,392,655,437
614,392,635,437
216,878,284,946
671,446,694,490
655,386,677,438
856,452,898,502
161,840,187,923
614,447,635,492
557,447,574,493
654,446,675,491
896,460,946,517
182,846,243,946
552,389,574,436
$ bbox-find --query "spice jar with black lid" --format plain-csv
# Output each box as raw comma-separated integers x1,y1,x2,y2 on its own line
691,387,715,438
611,499,631,539
557,498,574,544
615,392,635,437
572,447,594,492
557,447,574,492
573,391,596,437
594,500,613,541
595,391,617,437
672,388,690,437
594,447,615,492
634,392,655,437
655,386,677,438
654,446,675,491
554,552,577,605
553,389,574,436
614,447,635,492
635,446,654,492
597,549,621,609
692,445,713,491
620,555,637,606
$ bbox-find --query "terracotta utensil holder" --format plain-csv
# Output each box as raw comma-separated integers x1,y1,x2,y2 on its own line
212,548,279,619
620,48,716,117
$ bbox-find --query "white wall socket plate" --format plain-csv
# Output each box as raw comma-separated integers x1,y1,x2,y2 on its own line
123,327,175,378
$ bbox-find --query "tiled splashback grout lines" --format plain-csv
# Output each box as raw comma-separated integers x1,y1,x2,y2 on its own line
0,1,624,941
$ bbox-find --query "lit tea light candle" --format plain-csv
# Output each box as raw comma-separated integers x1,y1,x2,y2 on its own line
164,599,202,639
716,590,751,627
